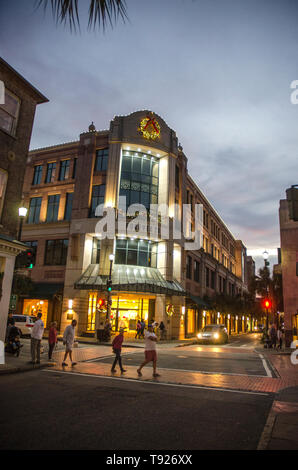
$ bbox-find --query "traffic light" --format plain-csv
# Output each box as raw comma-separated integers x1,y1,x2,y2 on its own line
107,279,112,293
97,298,104,309
263,299,272,309
15,247,36,269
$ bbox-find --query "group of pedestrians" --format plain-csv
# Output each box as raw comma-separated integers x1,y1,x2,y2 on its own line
29,312,78,366
135,319,166,341
112,322,160,378
265,323,285,349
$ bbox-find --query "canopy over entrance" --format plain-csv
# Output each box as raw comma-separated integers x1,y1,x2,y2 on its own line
74,264,185,296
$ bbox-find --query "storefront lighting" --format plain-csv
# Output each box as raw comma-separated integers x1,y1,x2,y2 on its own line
203,311,206,317
236,316,238,320
217,312,220,318
242,316,245,321
68,299,73,310
228,314,230,319
147,150,151,154
181,306,185,315
137,148,141,152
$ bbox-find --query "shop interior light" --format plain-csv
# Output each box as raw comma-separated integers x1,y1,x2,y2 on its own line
68,299,73,310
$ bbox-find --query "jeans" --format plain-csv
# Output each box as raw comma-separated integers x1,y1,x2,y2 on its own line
48,343,55,360
112,349,123,371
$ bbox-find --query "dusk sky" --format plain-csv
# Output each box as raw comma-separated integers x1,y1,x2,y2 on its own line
1,0,298,272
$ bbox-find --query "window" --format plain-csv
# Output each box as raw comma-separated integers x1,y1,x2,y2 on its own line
115,238,157,267
46,195,60,222
64,193,73,221
45,162,56,183
94,148,108,172
72,158,77,178
90,184,106,217
27,197,42,224
211,270,215,290
205,267,210,288
119,150,159,210
45,239,68,265
0,169,8,221
91,238,101,264
58,160,70,181
186,255,192,279
175,164,180,188
0,89,20,136
32,165,43,185
194,260,200,283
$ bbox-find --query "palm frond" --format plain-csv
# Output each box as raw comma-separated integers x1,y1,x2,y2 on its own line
35,0,127,32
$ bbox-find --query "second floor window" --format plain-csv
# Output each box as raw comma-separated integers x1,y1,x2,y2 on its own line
59,160,70,181
32,165,43,185
90,184,106,217
194,260,200,282
72,158,77,178
64,193,73,221
45,162,56,183
44,239,68,265
0,89,20,136
91,238,101,264
46,195,60,222
95,148,109,172
186,256,192,279
27,197,42,224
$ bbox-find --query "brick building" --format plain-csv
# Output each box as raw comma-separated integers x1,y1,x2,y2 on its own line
279,186,298,346
20,110,254,339
0,57,48,342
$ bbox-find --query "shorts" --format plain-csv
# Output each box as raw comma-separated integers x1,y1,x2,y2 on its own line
145,350,157,362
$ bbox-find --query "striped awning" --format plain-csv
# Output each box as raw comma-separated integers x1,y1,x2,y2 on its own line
74,264,185,296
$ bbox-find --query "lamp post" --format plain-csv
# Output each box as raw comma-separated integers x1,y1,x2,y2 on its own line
107,253,114,322
18,206,27,241
263,250,270,330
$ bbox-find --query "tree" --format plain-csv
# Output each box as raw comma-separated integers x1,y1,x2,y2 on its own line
36,0,127,32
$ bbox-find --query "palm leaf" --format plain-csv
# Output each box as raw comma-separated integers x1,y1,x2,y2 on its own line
35,0,127,32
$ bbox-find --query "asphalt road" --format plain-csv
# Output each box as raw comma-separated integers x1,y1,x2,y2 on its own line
0,370,273,451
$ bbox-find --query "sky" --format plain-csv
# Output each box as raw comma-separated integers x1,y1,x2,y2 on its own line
1,0,298,272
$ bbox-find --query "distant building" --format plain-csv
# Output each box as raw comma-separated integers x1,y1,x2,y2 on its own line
279,185,298,346
20,110,253,338
0,57,48,342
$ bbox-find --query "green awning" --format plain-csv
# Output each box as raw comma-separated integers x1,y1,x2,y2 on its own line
187,294,210,309
75,264,185,296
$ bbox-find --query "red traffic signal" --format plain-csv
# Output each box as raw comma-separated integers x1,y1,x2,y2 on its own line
263,299,272,309
97,298,104,309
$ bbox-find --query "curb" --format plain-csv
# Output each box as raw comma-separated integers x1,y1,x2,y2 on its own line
0,362,55,376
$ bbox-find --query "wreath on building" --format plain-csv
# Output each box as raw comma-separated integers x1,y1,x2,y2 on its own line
166,304,174,317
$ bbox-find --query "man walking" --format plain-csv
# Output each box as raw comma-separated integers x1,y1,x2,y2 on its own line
111,327,126,373
137,324,160,378
62,319,77,366
30,312,44,364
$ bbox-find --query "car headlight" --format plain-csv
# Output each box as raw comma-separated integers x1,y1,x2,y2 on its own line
197,333,202,339
213,333,219,339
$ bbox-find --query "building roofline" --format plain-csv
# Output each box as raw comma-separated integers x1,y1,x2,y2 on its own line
29,140,80,154
0,57,49,104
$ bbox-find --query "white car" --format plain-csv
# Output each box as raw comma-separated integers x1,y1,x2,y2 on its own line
12,314,37,336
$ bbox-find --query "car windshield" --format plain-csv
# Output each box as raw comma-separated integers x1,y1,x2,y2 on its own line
202,326,217,332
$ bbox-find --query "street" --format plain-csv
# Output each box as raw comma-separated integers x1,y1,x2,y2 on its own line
0,333,279,450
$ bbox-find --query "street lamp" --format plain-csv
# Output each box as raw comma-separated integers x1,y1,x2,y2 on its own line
263,250,269,266
18,206,27,241
107,253,114,322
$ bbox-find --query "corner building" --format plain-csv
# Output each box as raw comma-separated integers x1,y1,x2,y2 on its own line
21,111,251,339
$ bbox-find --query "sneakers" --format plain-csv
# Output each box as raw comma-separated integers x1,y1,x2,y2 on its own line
121,369,127,373
71,362,77,366
153,373,160,378
137,369,142,376
62,362,68,366
111,368,116,373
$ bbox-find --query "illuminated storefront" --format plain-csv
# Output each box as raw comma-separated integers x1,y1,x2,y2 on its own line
23,299,48,325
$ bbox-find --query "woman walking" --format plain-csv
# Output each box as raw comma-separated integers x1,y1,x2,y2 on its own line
48,321,58,361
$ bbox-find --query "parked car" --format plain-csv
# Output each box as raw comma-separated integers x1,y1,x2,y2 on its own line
12,314,37,337
197,324,228,344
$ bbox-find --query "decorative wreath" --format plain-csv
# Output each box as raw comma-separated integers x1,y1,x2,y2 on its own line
166,304,174,317
138,116,161,140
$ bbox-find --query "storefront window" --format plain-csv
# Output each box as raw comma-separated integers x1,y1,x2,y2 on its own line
87,293,97,331
23,299,48,326
187,309,195,334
